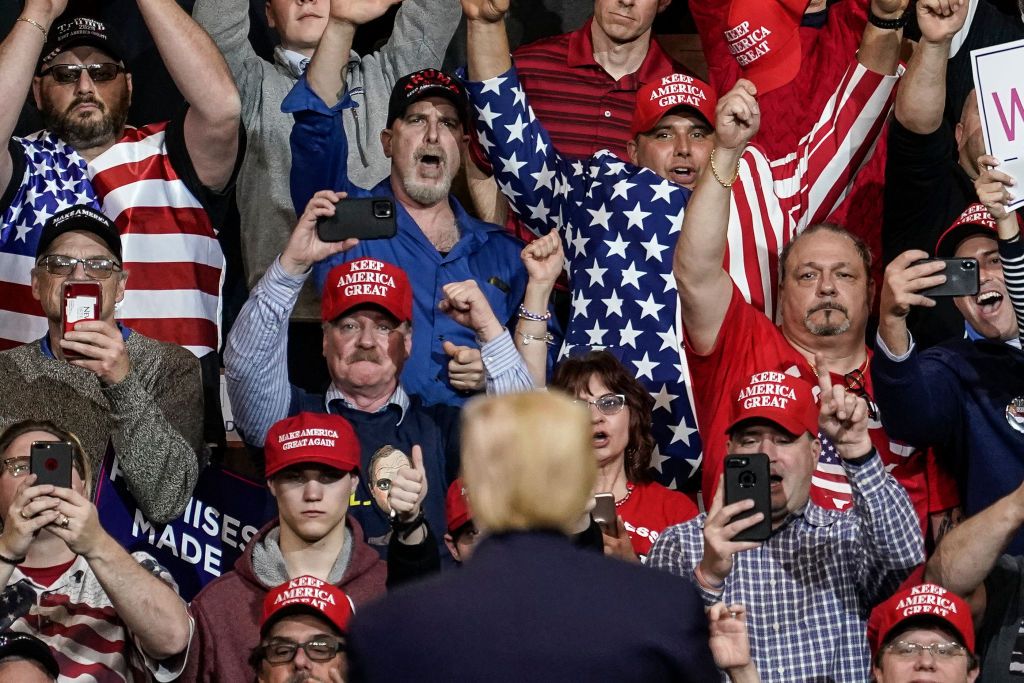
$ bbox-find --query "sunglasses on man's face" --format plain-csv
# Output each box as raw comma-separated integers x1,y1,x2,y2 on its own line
39,63,125,84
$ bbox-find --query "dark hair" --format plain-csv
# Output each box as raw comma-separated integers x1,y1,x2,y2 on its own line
778,222,874,284
550,351,655,483
0,419,88,483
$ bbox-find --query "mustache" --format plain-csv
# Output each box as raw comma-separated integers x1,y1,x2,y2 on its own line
806,299,848,316
347,349,382,364
415,145,447,164
66,95,105,114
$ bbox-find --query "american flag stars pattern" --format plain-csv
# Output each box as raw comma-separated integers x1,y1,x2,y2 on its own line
467,68,702,486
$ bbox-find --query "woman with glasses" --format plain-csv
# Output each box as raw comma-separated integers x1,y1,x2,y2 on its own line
550,351,699,561
0,419,191,681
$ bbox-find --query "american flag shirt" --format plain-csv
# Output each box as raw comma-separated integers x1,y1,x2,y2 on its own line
0,122,227,357
647,453,923,682
0,132,99,349
465,61,898,485
1,552,189,681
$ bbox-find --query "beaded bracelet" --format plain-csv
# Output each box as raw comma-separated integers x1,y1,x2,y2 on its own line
517,304,551,322
0,548,26,566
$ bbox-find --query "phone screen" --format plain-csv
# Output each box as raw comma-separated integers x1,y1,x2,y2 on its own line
62,281,102,360
592,493,618,537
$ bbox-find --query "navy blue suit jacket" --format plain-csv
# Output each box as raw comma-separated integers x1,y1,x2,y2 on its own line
348,530,719,682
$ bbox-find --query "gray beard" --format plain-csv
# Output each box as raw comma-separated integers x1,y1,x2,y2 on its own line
804,317,851,337
402,174,452,206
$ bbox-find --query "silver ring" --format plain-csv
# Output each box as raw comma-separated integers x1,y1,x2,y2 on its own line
19,509,29,520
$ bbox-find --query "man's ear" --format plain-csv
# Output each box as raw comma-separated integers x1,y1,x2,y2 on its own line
626,138,639,166
32,77,43,110
125,71,133,104
656,0,671,13
30,266,42,302
381,128,393,158
954,121,965,150
265,1,277,29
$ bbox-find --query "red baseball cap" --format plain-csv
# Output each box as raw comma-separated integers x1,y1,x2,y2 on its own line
724,0,805,95
725,370,819,437
321,258,413,324
260,575,354,636
446,478,472,534
870,583,975,656
935,202,999,257
264,412,361,478
631,73,718,137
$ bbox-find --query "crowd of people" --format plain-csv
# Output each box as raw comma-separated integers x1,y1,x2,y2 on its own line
0,0,1021,680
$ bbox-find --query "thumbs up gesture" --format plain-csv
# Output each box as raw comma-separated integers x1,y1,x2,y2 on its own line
389,445,428,523
443,340,486,392
815,354,873,460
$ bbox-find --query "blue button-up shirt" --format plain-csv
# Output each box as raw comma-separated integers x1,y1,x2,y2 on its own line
284,75,528,406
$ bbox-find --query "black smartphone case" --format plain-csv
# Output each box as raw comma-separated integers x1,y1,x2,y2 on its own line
916,258,980,297
316,198,398,242
724,453,772,542
30,442,74,488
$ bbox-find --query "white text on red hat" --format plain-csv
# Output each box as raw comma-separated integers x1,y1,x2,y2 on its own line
895,584,960,619
278,427,339,451
725,21,773,66
738,371,795,410
275,576,338,611
337,259,396,298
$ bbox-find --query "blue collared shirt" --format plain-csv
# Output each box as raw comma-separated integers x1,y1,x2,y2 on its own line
284,74,529,407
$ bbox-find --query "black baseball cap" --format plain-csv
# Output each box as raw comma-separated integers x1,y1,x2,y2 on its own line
40,15,123,67
37,206,122,262
0,631,59,678
386,69,469,128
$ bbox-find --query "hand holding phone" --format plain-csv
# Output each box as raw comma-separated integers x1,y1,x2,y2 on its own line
724,454,772,542
62,281,101,360
912,258,980,297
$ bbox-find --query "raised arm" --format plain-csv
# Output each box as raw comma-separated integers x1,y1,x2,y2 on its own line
926,482,1024,621
191,0,259,86
225,191,357,445
674,81,759,354
895,0,969,133
136,0,241,190
516,232,562,385
976,154,1024,341
857,0,911,76
463,0,512,81
306,0,401,107
0,0,67,190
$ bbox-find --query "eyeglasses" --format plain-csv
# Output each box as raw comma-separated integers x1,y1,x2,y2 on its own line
573,394,626,415
842,369,878,421
885,640,968,659
37,255,122,280
39,63,125,84
331,320,401,338
2,457,29,478
260,637,345,664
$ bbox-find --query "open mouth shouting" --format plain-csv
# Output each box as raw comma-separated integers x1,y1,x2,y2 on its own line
592,429,610,449
975,289,1004,315
668,164,697,187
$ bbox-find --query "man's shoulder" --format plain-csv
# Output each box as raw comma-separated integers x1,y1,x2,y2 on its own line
126,332,200,368
190,565,260,612
512,29,575,64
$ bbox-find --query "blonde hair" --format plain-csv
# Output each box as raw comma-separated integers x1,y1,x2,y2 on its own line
460,391,595,535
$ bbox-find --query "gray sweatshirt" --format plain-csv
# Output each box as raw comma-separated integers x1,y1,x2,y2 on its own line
193,0,461,320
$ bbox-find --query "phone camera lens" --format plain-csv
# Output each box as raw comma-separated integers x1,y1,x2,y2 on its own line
738,471,756,487
45,457,58,472
963,260,976,269
373,201,393,219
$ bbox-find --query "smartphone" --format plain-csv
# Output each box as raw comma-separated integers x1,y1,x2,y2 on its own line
316,198,397,242
592,492,618,537
914,258,980,297
724,453,771,542
30,441,73,489
62,281,101,360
